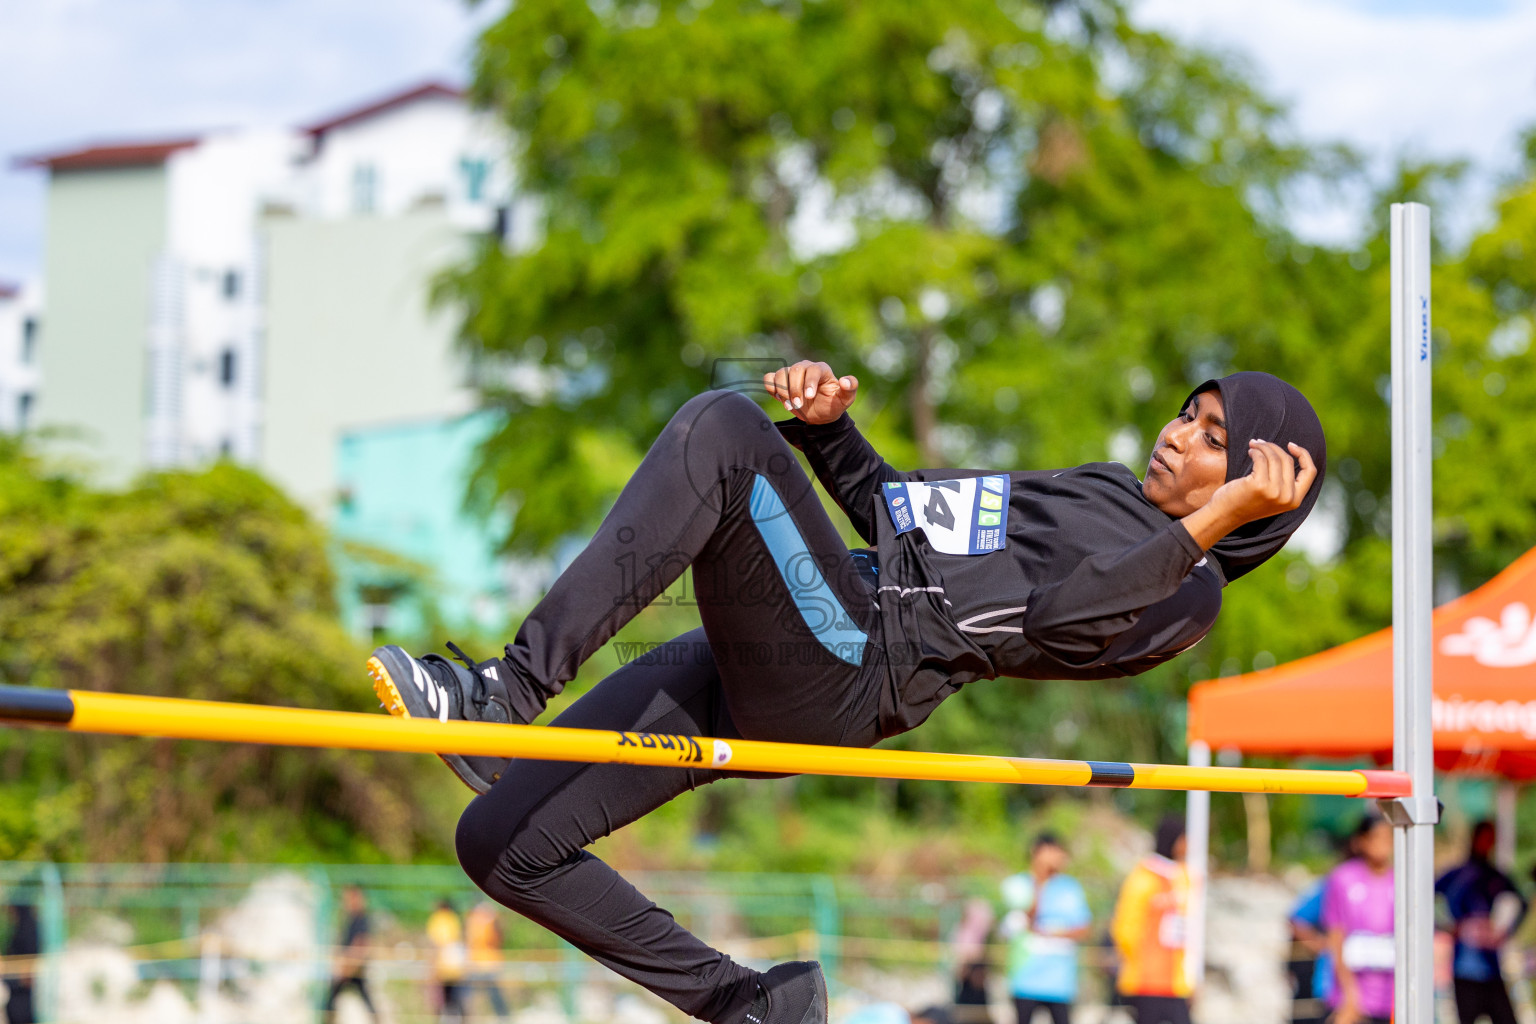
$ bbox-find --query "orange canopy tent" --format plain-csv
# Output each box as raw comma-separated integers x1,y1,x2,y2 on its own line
1183,546,1536,990
1189,546,1536,779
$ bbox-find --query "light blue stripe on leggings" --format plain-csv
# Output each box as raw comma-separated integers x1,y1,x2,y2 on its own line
747,474,867,666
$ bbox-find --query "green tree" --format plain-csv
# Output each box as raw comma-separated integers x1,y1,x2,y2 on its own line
449,0,1536,863
450,0,1356,776
0,446,465,862
447,0,1335,549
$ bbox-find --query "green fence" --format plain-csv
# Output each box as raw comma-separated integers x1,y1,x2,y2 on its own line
0,862,986,1023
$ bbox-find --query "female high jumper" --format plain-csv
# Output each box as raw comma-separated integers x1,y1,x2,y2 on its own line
366,360,1324,1024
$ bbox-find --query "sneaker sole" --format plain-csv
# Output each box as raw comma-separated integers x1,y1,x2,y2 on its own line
366,653,491,795
805,964,827,1024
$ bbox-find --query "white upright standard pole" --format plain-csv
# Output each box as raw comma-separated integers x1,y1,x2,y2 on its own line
1387,201,1438,1024
1496,781,1518,871
1184,740,1212,992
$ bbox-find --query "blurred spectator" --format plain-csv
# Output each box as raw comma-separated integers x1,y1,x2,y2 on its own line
464,900,511,1021
1110,816,1191,1024
1324,814,1394,1024
2,903,39,1024
426,899,468,1023
1287,877,1331,1024
1436,819,1526,1024
322,886,377,1023
1287,829,1360,1024
999,833,1091,1024
951,897,995,1023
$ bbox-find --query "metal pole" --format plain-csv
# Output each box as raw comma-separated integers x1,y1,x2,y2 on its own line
1495,781,1518,872
1184,740,1211,993
1385,201,1438,1024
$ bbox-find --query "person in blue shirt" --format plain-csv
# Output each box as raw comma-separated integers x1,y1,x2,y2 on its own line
1435,820,1527,1024
1288,877,1334,1024
999,834,1092,1024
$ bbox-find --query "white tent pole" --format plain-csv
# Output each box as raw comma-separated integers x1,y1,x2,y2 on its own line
1496,781,1518,871
1185,740,1211,992
1385,201,1438,1024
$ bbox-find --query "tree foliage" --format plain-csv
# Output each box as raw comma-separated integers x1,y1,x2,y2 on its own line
0,445,465,862
446,0,1333,544
441,0,1536,859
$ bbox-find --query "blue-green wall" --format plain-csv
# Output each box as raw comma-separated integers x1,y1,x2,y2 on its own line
333,412,511,639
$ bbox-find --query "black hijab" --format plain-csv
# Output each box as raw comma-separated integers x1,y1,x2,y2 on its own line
1182,371,1327,582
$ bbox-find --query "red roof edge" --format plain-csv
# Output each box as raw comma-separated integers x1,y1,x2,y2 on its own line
0,282,19,300
302,81,465,138
13,137,201,172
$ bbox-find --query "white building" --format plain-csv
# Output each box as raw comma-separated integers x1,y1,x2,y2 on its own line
0,279,42,433
16,81,516,507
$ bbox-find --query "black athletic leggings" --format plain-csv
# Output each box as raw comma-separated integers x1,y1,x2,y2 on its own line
1454,977,1518,1024
1124,996,1190,1024
1015,997,1071,1024
455,390,891,1024
322,976,375,1020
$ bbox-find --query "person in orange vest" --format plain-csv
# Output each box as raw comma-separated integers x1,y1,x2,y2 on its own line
464,900,511,1021
426,899,469,1023
1110,816,1191,1024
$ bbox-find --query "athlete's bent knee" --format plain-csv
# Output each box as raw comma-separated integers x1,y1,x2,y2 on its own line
666,389,772,448
456,792,572,895
455,793,517,886
454,802,489,884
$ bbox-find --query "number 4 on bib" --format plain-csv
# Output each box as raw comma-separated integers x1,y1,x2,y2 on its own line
882,476,1008,556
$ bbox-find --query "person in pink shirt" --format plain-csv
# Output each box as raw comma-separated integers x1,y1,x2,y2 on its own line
1322,815,1395,1024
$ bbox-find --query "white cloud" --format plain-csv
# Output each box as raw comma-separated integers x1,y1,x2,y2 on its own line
4,0,1535,281
1132,0,1536,245
0,0,501,282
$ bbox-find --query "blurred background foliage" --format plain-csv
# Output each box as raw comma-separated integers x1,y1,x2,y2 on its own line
0,445,468,862
437,0,1536,867
4,0,1536,870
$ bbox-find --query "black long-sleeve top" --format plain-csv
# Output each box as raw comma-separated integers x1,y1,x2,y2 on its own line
777,412,1223,734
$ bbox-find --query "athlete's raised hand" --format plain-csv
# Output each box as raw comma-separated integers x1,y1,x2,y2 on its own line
1181,439,1318,551
1215,439,1319,525
763,360,859,425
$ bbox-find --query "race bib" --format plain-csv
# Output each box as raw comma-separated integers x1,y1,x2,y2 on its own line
1157,912,1186,950
1341,932,1395,971
1025,933,1077,956
882,476,1008,555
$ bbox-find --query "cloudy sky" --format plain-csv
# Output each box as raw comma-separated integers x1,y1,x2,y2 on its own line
3,0,1535,284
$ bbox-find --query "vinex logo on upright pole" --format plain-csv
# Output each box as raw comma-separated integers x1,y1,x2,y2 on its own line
1385,202,1438,1024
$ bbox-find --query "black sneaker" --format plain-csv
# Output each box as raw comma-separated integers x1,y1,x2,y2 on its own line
367,642,519,794
745,961,827,1024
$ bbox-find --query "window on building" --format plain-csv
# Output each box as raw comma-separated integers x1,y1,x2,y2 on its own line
20,318,37,364
460,156,491,203
352,163,378,215
219,348,237,389
222,270,241,301
17,392,33,431
359,583,405,642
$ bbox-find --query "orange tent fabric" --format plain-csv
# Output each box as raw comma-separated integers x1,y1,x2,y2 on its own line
1188,548,1536,778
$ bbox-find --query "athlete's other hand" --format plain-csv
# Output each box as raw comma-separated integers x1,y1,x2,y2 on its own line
1211,440,1319,526
1180,439,1318,551
763,360,859,424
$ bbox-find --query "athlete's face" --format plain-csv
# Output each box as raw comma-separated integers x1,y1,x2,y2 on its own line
1142,388,1229,517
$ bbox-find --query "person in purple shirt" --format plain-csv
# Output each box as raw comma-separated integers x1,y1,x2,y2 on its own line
1322,815,1395,1024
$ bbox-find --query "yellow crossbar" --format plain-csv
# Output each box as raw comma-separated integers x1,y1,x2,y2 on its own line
0,685,1409,798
